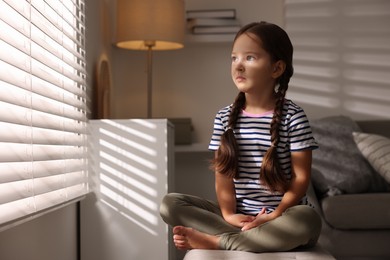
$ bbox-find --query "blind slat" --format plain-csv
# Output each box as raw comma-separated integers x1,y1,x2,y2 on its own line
0,1,30,37
30,4,84,58
0,60,31,91
34,184,87,211
0,173,86,205
0,122,85,146
33,160,86,178
0,81,86,121
0,198,35,225
0,143,85,162
31,171,87,198
0,37,30,69
0,179,33,204
31,25,84,71
0,101,87,131
0,160,85,183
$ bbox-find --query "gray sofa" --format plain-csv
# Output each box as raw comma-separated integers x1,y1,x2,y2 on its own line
308,117,390,260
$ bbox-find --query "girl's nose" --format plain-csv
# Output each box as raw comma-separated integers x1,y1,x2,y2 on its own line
233,60,244,71
236,64,244,72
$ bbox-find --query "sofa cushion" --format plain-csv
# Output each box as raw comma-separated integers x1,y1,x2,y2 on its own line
353,132,390,184
183,245,335,260
321,193,390,229
310,116,389,198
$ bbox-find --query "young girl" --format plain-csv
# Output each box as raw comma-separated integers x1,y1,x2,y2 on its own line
160,21,321,253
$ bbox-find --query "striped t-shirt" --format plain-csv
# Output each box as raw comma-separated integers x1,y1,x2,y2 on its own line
208,99,318,215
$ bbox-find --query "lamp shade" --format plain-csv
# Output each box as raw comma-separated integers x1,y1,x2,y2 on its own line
116,0,185,50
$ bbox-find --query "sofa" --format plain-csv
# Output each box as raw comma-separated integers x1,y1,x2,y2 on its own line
308,116,390,260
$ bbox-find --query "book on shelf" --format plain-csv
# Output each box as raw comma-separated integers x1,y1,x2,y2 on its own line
185,33,235,43
192,25,241,35
187,17,240,29
186,9,236,19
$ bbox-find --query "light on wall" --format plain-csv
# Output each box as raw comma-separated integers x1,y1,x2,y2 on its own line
116,0,185,118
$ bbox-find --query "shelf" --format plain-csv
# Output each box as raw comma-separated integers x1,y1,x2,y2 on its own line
175,143,212,153
185,33,235,44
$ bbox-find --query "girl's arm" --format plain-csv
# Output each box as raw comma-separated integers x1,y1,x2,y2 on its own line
271,149,312,217
241,149,312,231
214,152,255,228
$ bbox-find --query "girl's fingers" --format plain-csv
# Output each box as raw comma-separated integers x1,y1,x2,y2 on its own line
244,215,256,222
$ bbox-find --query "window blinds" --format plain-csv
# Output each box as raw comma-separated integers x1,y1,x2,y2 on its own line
0,0,88,229
285,0,390,116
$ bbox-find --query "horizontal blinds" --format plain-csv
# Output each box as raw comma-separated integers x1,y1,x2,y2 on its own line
285,0,390,115
0,0,88,229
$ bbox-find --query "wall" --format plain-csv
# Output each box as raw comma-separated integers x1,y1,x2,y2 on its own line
86,0,115,118
0,205,78,260
82,119,174,260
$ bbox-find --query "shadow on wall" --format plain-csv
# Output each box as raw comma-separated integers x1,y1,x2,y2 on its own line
285,0,390,119
86,119,172,260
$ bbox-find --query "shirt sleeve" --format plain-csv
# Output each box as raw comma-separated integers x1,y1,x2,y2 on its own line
208,112,225,151
288,109,318,152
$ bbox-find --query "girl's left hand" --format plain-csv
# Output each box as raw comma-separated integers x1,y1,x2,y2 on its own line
241,208,276,231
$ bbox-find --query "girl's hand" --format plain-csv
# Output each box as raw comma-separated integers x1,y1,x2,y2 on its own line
224,214,256,228
241,208,276,231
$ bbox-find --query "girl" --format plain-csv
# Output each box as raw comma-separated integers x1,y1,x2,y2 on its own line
160,21,321,253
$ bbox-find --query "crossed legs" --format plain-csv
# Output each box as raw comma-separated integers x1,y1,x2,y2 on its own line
160,193,321,252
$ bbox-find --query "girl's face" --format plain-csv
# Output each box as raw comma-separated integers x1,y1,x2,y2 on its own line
231,33,279,95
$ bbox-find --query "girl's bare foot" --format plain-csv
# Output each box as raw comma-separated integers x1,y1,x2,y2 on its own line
173,226,220,250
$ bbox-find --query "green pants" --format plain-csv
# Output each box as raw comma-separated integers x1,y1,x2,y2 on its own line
160,193,322,252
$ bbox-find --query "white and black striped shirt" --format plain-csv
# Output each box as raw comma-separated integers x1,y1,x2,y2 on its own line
209,99,318,215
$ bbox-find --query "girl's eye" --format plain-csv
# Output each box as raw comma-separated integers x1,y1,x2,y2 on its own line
231,56,237,62
246,55,255,61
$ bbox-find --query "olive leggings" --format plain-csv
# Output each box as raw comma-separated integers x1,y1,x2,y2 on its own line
160,193,322,252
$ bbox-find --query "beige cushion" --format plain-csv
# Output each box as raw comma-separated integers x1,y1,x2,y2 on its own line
183,245,335,260
353,132,390,184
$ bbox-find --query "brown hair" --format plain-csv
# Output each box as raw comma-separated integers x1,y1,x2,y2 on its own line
211,21,294,192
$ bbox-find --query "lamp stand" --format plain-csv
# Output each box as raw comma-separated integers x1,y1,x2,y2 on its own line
145,41,155,118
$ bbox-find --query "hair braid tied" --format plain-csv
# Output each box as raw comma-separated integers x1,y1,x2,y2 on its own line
211,92,245,179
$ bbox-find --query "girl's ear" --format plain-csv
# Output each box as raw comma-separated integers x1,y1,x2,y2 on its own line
272,60,286,79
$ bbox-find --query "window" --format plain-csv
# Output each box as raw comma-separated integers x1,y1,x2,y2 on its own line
0,0,88,230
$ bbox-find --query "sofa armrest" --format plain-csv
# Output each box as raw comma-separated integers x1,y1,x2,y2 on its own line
321,193,390,229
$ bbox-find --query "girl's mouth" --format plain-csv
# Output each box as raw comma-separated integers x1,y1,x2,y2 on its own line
236,76,246,82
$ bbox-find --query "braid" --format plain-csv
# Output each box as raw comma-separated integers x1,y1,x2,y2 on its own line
211,92,245,178
260,77,289,192
229,92,246,128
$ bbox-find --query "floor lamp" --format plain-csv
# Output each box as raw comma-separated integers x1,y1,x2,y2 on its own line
115,0,185,118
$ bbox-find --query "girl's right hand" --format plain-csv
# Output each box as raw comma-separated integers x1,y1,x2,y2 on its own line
224,214,256,228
